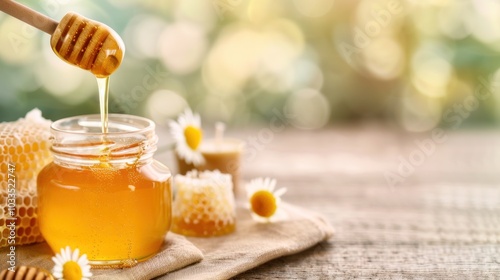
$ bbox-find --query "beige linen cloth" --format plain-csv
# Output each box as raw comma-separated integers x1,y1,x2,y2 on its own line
0,234,203,280
0,203,333,279
161,203,334,280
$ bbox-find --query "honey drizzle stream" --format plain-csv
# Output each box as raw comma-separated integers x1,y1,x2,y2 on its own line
97,77,110,134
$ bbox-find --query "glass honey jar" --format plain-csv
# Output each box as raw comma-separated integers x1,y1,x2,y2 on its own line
37,114,172,267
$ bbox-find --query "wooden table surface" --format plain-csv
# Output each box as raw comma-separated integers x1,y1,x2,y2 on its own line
157,125,500,279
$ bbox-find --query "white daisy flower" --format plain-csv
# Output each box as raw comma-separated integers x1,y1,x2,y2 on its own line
245,177,287,223
52,246,92,280
169,108,205,166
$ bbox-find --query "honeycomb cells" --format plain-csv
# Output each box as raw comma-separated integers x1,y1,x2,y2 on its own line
172,171,236,237
0,110,52,247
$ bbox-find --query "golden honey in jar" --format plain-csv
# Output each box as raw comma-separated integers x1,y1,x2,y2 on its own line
172,170,235,237
37,114,171,267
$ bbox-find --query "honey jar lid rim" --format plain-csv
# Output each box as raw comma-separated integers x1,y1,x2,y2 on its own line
51,114,155,136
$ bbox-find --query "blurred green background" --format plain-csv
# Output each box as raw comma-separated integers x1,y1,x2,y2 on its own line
1,0,500,131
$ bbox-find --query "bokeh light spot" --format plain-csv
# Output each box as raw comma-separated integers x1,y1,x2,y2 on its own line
292,59,324,90
362,38,404,80
399,88,442,132
285,88,330,129
203,24,263,95
438,2,471,39
173,0,216,31
412,57,452,98
146,90,188,124
123,15,167,59
35,43,92,104
0,17,37,65
158,21,208,75
293,0,334,18
467,0,500,45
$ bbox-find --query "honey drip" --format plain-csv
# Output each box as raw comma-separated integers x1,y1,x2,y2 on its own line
97,77,109,134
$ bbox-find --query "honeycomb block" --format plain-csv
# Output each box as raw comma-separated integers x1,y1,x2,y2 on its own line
172,170,236,237
0,109,52,248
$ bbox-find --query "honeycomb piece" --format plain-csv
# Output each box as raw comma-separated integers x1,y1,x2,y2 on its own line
0,109,52,248
172,170,236,237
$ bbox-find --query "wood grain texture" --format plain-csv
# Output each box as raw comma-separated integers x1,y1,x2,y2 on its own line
156,125,500,279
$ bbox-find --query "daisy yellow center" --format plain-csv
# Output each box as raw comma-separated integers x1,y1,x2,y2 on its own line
62,261,83,280
184,126,202,150
250,190,277,218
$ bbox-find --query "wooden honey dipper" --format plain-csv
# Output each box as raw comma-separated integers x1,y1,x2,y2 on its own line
0,266,54,280
0,0,124,77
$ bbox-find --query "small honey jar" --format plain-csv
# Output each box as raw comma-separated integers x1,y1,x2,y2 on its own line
37,114,172,267
172,170,235,237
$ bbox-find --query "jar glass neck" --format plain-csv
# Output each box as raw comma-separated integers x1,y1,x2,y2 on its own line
50,114,157,168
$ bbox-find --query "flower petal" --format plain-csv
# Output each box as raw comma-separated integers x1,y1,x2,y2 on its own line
274,187,287,198
269,178,277,192
52,256,62,266
78,254,89,264
61,247,68,261
72,248,80,261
